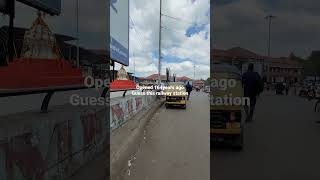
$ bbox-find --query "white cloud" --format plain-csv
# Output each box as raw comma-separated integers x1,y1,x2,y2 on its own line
161,60,209,80
127,0,210,79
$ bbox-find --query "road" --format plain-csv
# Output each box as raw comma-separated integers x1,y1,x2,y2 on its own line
211,91,320,180
123,91,210,180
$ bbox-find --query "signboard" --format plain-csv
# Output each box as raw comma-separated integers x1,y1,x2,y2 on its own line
17,0,61,15
110,0,129,66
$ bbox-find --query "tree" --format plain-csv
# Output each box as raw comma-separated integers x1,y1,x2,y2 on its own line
289,52,305,62
205,77,210,86
307,51,320,80
289,52,296,60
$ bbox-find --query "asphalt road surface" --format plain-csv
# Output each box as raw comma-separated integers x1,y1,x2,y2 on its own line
211,91,320,180
123,91,210,180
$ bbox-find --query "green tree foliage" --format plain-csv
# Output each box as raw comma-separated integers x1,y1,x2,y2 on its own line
307,51,320,76
205,77,210,86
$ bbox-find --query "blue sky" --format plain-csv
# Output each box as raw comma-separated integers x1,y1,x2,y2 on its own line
186,23,208,37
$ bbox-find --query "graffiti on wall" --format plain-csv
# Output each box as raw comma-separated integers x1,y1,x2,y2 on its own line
57,122,71,160
110,103,125,130
4,132,47,180
56,121,72,177
80,109,104,148
135,97,142,112
110,95,157,130
0,106,108,180
126,99,133,116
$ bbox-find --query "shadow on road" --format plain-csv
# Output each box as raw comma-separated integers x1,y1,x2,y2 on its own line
210,144,244,152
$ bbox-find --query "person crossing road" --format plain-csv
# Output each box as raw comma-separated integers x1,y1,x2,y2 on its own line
186,82,193,100
242,63,263,122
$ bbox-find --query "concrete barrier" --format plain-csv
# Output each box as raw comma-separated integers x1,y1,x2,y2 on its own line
0,91,160,180
110,94,157,131
0,104,108,180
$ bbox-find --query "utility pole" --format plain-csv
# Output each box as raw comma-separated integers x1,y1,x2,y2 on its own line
158,0,162,84
133,53,136,82
76,0,80,67
264,14,276,75
193,63,196,80
265,14,276,58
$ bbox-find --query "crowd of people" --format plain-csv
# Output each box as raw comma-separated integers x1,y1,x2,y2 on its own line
241,63,320,121
264,80,320,98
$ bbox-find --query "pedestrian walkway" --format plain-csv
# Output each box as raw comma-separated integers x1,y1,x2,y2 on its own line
123,91,210,180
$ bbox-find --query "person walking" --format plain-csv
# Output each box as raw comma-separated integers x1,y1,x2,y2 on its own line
185,82,193,100
242,63,263,122
285,82,289,95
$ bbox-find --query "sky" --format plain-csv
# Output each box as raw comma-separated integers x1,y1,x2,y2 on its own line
127,0,210,79
0,0,210,80
0,0,107,49
213,0,320,59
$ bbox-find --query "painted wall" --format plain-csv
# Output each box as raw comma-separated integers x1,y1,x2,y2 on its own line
110,95,157,131
0,93,157,180
0,105,108,180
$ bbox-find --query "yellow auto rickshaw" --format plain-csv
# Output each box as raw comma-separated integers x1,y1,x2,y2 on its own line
164,82,188,109
211,63,244,149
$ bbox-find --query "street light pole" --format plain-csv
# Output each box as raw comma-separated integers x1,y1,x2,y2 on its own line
265,15,276,58
133,53,136,82
194,63,196,80
264,14,276,77
158,0,162,84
